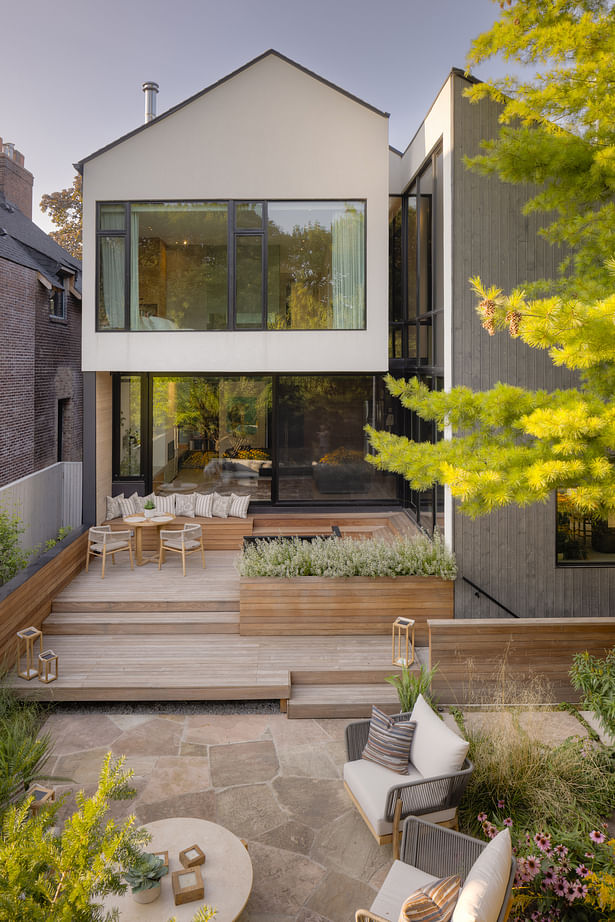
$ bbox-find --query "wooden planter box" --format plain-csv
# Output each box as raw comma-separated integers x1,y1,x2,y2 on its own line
239,575,454,643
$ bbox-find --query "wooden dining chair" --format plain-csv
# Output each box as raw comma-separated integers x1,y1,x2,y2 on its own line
86,526,134,578
158,524,205,576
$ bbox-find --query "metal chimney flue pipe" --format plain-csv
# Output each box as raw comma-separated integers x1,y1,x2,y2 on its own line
142,82,159,123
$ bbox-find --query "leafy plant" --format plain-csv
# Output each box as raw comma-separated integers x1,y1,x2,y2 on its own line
0,752,148,921
168,907,217,922
385,663,438,713
143,499,155,511
0,687,55,814
123,851,168,893
0,507,29,586
570,648,615,739
237,532,457,580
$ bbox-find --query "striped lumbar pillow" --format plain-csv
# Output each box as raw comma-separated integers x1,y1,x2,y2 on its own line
155,494,176,515
229,493,250,518
361,705,415,774
195,492,214,518
399,876,461,922
117,495,137,517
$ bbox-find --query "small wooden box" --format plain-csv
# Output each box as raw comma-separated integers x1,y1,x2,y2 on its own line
179,843,205,868
172,866,204,905
152,850,169,868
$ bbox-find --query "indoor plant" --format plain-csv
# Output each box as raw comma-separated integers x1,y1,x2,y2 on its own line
123,851,168,903
143,498,156,519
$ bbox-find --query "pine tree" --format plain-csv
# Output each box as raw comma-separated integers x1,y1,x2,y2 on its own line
367,0,615,520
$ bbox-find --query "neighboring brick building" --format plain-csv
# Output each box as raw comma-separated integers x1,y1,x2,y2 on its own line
0,138,82,490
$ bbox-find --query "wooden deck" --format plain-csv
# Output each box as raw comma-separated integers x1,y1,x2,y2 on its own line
7,512,424,717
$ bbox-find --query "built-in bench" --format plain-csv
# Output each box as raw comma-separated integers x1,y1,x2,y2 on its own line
103,515,255,551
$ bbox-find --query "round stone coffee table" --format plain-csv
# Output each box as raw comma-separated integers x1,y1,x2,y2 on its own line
104,817,253,921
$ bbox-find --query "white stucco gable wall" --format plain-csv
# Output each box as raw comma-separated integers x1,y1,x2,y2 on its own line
82,52,390,373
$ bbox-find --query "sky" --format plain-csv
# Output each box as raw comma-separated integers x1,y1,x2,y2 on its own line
2,0,509,234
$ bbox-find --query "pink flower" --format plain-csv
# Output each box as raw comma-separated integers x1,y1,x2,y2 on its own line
504,817,513,827
553,844,569,859
534,832,551,852
585,852,595,859
525,856,541,878
477,812,487,823
590,830,606,844
553,878,567,897
497,799,505,809
576,864,589,878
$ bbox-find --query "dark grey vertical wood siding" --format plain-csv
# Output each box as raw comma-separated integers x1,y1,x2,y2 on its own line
451,73,615,618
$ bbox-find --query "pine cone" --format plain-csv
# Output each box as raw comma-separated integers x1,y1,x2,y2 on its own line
480,298,496,317
506,310,522,337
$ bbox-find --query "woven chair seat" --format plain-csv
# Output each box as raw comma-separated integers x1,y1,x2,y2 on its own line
162,538,200,551
90,540,130,553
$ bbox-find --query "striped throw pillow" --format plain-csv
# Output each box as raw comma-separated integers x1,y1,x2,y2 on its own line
399,876,461,922
361,705,415,774
117,495,138,517
229,493,250,518
195,492,214,518
155,494,176,515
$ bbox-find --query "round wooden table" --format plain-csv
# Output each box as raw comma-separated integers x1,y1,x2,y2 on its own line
123,514,176,566
103,817,253,921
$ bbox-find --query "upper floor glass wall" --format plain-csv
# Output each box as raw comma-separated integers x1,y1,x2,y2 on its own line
97,200,366,332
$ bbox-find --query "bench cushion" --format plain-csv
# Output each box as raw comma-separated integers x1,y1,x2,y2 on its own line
370,861,439,921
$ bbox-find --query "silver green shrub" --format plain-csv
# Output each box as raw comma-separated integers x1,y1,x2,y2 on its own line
236,532,457,580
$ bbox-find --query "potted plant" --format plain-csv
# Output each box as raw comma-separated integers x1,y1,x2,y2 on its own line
143,498,156,519
123,851,168,903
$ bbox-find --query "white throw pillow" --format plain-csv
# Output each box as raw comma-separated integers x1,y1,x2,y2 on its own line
229,493,250,518
174,493,196,518
409,694,469,778
155,494,176,515
212,492,231,518
195,492,214,518
105,494,124,521
451,828,511,922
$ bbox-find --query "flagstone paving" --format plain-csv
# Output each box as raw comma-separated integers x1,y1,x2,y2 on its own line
40,706,608,922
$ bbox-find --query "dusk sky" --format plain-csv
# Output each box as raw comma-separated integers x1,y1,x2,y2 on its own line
2,0,510,234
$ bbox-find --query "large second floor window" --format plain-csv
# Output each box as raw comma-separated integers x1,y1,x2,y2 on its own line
97,200,366,332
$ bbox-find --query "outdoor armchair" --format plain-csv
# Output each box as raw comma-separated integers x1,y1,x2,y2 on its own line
158,523,205,576
344,699,473,859
86,526,134,579
355,816,515,922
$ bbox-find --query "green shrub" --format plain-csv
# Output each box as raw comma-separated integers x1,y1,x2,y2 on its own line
0,687,53,813
0,508,29,586
570,648,615,739
385,663,438,713
237,532,457,580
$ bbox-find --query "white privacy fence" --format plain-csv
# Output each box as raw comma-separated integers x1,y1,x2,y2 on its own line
0,462,82,553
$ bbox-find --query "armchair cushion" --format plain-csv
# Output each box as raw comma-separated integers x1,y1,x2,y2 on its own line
343,759,456,837
399,875,460,922
370,861,439,921
410,695,469,780
362,705,416,774
451,829,511,922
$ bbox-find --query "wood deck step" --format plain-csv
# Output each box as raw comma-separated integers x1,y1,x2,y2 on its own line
51,598,239,613
286,683,401,719
43,610,239,635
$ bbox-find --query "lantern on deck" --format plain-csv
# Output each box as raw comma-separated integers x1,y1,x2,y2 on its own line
392,617,415,667
16,626,43,680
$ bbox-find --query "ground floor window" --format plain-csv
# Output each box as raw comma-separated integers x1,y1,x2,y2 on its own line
112,373,398,504
556,489,615,564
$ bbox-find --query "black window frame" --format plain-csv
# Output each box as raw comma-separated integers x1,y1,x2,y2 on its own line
96,199,367,333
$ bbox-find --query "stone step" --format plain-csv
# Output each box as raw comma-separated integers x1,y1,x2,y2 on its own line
43,610,239,635
286,682,401,719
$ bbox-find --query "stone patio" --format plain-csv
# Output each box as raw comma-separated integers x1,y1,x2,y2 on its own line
40,705,603,922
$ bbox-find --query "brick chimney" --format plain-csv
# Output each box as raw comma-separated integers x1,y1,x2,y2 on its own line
0,137,33,218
